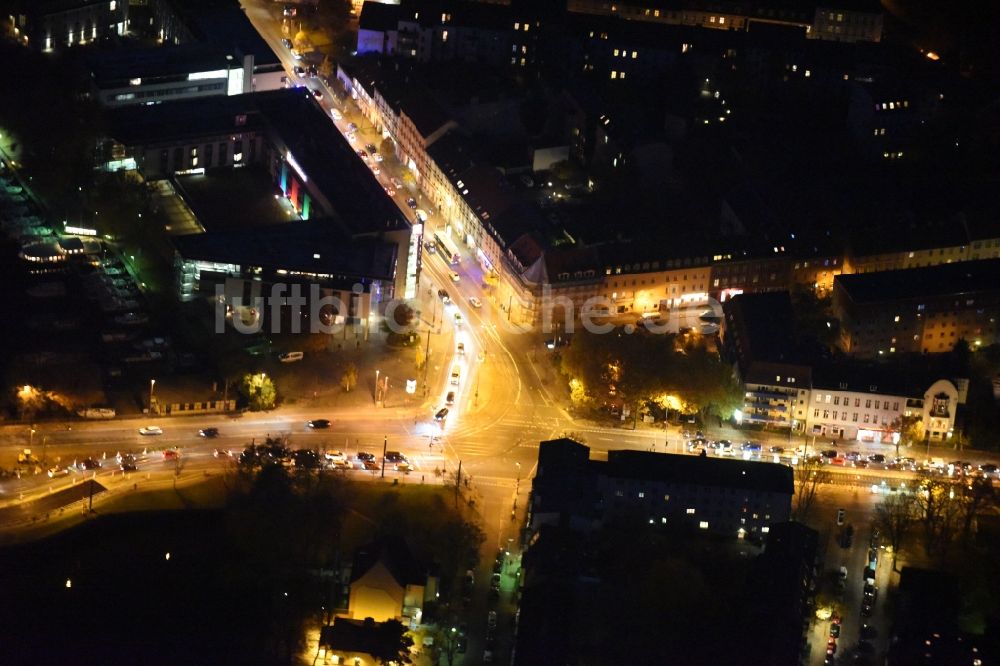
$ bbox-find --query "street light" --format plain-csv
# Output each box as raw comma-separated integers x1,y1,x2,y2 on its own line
148,378,156,414
375,369,380,405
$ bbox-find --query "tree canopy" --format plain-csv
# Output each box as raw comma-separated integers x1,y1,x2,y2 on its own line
560,327,741,419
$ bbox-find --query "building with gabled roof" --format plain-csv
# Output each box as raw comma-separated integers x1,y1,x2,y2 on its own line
346,536,438,626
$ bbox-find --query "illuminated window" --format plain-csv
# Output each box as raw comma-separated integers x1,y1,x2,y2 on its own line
638,492,644,498
613,48,619,56
719,17,725,25
191,157,198,167
110,0,117,10
610,71,617,79
699,521,709,529
686,508,695,514
631,51,637,59
710,16,716,23
761,526,770,534
233,152,243,163
442,30,448,42
524,24,530,32
514,22,519,30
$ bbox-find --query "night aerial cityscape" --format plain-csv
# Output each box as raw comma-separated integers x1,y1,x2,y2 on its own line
1,0,999,664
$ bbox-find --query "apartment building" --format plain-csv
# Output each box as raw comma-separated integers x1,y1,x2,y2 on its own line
529,438,793,540
834,259,1000,357
804,369,965,443
722,292,811,431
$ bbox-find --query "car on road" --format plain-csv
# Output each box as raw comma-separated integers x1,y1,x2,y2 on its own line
372,165,380,175
861,603,873,617
357,149,370,162
487,610,497,629
356,452,375,462
829,623,840,638
384,185,395,196
980,463,999,475
293,66,306,77
307,419,331,429
311,88,323,100
162,449,180,461
307,65,318,78
324,450,347,463
213,449,231,459
330,108,342,120
281,38,293,50
406,197,417,209
77,458,102,471
868,453,886,464
457,342,465,355
768,446,784,454
385,451,406,463
820,449,838,460
47,466,70,478
446,391,455,405
448,271,460,282
362,460,380,471
139,425,163,436
437,289,450,301
395,461,414,473
199,427,219,438
836,508,846,526
364,143,377,154
435,407,449,421
469,296,482,308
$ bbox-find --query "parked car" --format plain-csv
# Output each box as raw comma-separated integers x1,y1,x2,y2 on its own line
385,451,405,463
199,427,219,438
307,419,331,429
47,466,70,478
279,351,304,363
449,271,460,282
435,407,449,421
356,452,376,462
139,425,163,436
446,391,455,405
406,197,417,209
469,296,482,308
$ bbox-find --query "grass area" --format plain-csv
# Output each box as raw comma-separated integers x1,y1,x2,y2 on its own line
101,476,229,514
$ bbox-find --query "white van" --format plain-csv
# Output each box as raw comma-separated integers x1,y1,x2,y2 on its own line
279,351,304,363
450,366,461,385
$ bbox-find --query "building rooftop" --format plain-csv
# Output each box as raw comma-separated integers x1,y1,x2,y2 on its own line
88,45,234,88
359,0,401,32
537,438,793,495
106,93,269,147
250,88,411,235
603,449,794,495
350,536,426,587
319,618,385,655
168,0,280,66
835,258,1000,304
725,291,798,364
172,222,398,284
341,56,453,139
810,361,958,398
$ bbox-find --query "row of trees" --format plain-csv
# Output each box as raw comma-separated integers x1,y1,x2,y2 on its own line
559,327,742,420
874,474,997,570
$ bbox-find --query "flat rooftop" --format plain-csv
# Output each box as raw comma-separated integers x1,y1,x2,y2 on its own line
835,258,1000,304
172,223,398,284
89,45,233,88
172,168,294,233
